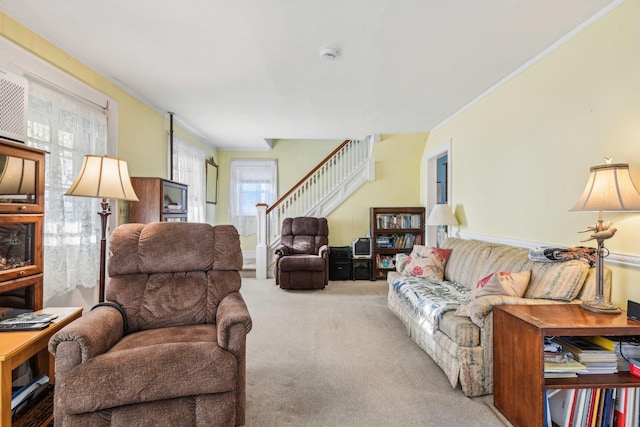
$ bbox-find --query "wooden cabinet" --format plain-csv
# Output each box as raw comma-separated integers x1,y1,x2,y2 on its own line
369,207,425,280
129,177,188,223
0,138,46,312
493,304,640,427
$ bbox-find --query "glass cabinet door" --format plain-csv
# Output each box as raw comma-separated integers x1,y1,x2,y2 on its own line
0,138,45,214
0,215,43,281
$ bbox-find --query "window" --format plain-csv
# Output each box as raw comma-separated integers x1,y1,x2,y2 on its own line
171,136,205,222
230,159,277,235
27,80,108,300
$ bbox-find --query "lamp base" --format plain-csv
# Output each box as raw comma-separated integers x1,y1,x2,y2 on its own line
580,300,621,314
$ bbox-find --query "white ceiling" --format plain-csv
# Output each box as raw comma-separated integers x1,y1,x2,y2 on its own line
0,0,618,150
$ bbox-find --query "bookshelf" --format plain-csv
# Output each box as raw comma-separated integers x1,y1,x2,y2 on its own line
493,304,640,427
369,207,425,280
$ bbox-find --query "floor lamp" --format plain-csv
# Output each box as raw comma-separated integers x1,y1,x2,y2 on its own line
570,160,640,314
65,155,139,302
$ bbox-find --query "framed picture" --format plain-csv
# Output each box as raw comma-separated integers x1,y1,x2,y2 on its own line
206,157,218,204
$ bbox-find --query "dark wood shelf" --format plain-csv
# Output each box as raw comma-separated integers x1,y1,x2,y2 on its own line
370,207,425,280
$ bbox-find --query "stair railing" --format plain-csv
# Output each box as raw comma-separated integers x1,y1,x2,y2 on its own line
255,137,373,278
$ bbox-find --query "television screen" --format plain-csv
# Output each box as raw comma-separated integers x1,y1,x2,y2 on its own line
352,238,371,258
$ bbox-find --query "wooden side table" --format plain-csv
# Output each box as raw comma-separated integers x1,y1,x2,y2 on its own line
0,307,82,427
493,304,640,427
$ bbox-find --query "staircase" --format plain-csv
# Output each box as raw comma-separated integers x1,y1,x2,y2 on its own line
254,137,375,278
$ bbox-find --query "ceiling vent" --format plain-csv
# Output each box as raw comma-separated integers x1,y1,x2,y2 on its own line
0,68,28,143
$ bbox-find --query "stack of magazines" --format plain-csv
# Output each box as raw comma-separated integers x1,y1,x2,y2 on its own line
11,374,51,418
0,312,58,331
553,336,618,374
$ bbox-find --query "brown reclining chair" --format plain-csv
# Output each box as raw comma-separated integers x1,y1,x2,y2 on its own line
49,222,252,426
274,217,329,289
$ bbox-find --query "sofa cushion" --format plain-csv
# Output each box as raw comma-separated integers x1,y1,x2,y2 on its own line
57,324,236,414
390,273,467,334
402,246,452,281
525,260,590,301
438,311,481,347
441,238,493,289
477,245,589,301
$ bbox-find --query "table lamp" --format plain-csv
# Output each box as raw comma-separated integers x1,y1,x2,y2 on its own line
570,159,640,313
427,203,458,248
0,156,36,200
65,155,138,302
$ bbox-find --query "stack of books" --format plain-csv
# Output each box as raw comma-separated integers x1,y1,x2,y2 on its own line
544,336,587,378
544,358,588,378
582,335,640,372
553,336,618,375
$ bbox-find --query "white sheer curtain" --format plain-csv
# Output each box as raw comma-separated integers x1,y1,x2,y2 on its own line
229,159,277,236
26,81,108,300
172,136,205,223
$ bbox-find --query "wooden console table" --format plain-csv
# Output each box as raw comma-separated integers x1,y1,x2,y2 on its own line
493,304,640,427
0,307,82,427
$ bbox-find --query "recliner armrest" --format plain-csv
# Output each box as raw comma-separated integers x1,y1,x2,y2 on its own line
48,305,125,365
216,291,252,349
275,245,290,257
319,244,329,258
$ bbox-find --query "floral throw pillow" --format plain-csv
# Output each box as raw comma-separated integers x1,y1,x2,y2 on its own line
455,270,531,319
473,270,531,299
401,245,452,281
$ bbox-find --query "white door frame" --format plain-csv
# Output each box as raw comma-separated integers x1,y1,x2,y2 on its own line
424,139,453,247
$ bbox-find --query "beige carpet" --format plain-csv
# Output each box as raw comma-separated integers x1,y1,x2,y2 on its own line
241,278,513,427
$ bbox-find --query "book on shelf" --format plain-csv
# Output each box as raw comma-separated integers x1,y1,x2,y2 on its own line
550,387,621,427
613,386,640,427
375,213,423,230
548,388,575,427
544,359,589,377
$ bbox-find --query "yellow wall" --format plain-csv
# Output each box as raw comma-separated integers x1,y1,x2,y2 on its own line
330,133,427,246
217,134,427,249
424,0,640,307
0,12,217,181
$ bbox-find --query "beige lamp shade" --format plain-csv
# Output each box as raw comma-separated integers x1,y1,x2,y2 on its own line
65,155,139,201
427,203,458,226
570,163,640,212
0,156,36,195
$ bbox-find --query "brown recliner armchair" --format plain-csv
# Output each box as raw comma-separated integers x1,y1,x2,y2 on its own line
48,222,252,427
274,217,329,289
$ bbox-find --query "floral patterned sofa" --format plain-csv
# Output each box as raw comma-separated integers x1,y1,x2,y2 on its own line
387,237,609,397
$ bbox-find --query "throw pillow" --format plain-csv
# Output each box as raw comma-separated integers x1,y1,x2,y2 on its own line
395,253,410,273
473,270,531,298
401,245,452,281
455,270,531,319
